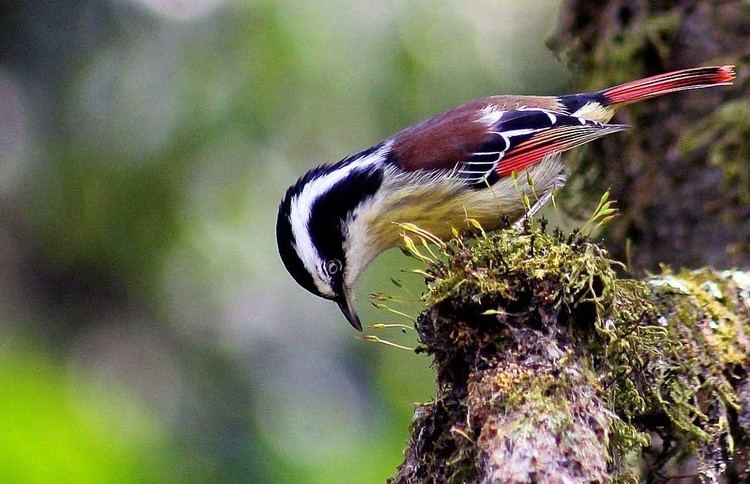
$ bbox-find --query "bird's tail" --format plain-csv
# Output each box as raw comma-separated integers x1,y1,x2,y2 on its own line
601,65,735,106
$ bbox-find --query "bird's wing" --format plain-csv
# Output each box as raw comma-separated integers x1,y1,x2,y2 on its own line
457,109,629,187
391,98,563,172
391,103,628,189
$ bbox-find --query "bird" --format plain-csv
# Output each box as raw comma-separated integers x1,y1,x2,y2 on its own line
276,65,735,330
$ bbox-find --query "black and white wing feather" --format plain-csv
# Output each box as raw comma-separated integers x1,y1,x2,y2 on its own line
456,109,629,188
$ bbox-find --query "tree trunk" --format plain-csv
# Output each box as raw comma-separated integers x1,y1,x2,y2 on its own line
389,224,750,483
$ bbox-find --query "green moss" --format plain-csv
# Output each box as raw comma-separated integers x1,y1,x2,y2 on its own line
392,221,749,482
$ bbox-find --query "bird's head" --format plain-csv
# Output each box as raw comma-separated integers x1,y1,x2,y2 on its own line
275,144,389,330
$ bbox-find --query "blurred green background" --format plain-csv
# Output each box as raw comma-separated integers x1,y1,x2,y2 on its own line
0,1,566,482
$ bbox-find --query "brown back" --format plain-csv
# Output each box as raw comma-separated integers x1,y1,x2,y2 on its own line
392,95,563,171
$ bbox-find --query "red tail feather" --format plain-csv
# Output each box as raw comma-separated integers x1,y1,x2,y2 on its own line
602,65,735,105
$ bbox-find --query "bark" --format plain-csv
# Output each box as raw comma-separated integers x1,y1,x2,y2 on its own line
389,224,750,483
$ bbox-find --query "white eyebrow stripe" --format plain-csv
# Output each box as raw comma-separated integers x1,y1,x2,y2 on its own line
289,141,392,296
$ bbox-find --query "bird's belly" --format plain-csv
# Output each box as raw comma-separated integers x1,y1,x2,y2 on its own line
379,186,520,240
373,156,566,243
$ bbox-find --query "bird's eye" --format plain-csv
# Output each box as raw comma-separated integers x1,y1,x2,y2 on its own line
325,259,342,275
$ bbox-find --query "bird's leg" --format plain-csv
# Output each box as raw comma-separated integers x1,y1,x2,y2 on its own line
512,172,567,230
513,189,554,230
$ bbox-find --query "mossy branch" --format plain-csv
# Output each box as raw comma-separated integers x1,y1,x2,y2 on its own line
390,223,750,483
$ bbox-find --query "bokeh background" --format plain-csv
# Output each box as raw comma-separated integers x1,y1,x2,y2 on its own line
4,0,708,482
3,0,749,482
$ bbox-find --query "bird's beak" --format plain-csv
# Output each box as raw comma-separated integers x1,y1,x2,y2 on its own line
336,289,362,331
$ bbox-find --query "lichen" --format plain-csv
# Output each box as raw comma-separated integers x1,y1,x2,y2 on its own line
390,221,750,483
